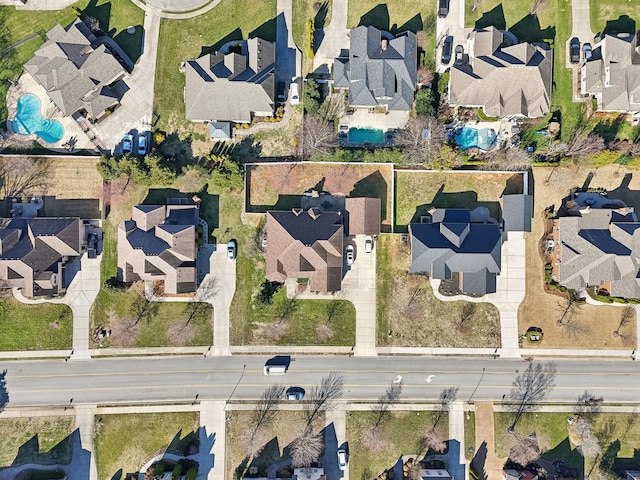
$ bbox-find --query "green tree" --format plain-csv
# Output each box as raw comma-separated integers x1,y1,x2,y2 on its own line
144,153,176,185
96,155,121,180
303,78,322,114
415,89,436,118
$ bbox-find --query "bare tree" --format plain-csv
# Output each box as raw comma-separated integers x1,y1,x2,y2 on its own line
529,0,548,16
460,303,477,325
305,372,344,426
362,424,387,453
481,148,533,171
507,362,556,431
301,114,337,160
373,380,404,429
556,294,582,327
571,416,601,457
566,130,605,160
183,277,218,326
0,156,52,199
396,116,446,165
325,298,346,324
130,295,159,326
471,0,483,11
275,291,299,323
318,93,345,121
621,408,638,440
613,305,635,338
574,391,603,422
433,387,458,428
291,426,324,468
508,431,540,467
422,427,447,453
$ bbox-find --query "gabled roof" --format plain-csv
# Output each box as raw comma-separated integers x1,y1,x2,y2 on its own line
335,25,417,111
502,194,533,232
185,37,275,123
344,197,381,236
449,26,553,118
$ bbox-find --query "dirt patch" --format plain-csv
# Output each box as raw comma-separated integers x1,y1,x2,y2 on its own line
167,323,197,345
519,165,638,349
107,312,141,347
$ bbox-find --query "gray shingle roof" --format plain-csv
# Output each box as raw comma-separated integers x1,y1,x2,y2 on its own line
334,25,417,111
502,194,533,232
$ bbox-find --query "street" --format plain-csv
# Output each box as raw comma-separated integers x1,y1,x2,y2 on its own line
2,355,640,407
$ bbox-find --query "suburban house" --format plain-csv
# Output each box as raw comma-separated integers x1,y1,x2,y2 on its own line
551,193,640,298
0,217,83,297
24,18,129,121
117,199,200,294
448,26,553,118
501,193,534,233
580,32,640,113
408,208,502,296
184,37,275,125
333,25,418,111
266,197,381,293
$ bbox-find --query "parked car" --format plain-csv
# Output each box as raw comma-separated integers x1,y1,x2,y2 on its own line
569,37,580,64
286,387,305,400
122,134,133,154
138,134,148,155
227,239,237,260
289,80,300,105
364,236,374,253
454,45,464,66
277,81,286,103
438,0,450,17
583,42,592,61
441,36,453,65
337,449,348,470
345,244,355,265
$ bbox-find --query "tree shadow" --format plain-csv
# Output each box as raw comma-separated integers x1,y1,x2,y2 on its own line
603,15,636,35
81,0,111,33
509,14,555,43
250,17,278,43
471,441,489,480
475,4,506,31
541,437,584,480
592,116,625,146
315,1,329,30
159,133,194,169
396,14,423,34
358,4,390,32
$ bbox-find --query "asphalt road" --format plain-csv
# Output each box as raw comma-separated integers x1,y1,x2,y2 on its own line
2,356,639,408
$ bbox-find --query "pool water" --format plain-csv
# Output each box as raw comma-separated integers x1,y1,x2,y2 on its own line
454,126,497,150
12,94,64,144
348,127,385,143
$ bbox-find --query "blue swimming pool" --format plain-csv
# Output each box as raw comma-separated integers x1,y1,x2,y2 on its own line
454,126,497,150
348,127,385,144
12,94,64,144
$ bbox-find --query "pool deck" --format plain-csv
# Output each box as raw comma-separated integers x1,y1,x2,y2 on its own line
338,108,409,131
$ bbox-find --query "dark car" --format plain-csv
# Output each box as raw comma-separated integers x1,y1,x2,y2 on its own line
583,42,592,62
569,37,580,64
438,0,450,18
441,36,453,65
454,45,464,66
277,82,286,103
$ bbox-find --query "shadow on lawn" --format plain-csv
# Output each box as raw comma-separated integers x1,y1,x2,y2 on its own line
358,4,423,34
602,15,636,36
200,16,277,58
474,4,555,44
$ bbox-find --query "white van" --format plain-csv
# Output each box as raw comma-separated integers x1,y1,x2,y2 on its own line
263,365,287,375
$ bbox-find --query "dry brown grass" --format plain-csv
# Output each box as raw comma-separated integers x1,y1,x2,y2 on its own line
519,165,638,350
377,234,501,347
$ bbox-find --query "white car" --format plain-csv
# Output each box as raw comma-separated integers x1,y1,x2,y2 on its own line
345,244,354,266
337,449,347,470
289,80,300,105
138,135,148,155
122,134,133,154
227,240,237,260
364,235,374,253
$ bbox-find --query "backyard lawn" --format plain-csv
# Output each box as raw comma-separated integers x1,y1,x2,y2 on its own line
376,234,500,348
348,410,449,480
153,0,276,135
0,299,72,351
94,412,199,480
0,416,75,467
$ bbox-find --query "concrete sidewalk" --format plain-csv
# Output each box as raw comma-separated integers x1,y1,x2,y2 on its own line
200,401,226,480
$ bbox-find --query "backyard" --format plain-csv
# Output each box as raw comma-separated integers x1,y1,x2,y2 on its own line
376,234,501,348
94,412,199,480
153,0,276,135
0,416,74,467
347,410,449,480
519,165,638,350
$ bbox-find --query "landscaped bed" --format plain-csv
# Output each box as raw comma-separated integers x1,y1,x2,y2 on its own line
94,412,199,480
376,234,500,348
0,299,72,351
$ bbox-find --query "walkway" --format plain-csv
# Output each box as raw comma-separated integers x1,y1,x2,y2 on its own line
312,0,349,75
324,404,348,480
473,402,505,480
74,404,98,480
200,401,226,480
447,401,466,480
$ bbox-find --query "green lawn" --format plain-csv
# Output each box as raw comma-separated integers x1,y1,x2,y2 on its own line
590,0,637,36
465,412,475,461
347,0,435,32
94,412,199,480
0,298,72,351
0,416,74,467
348,410,449,480
292,0,333,53
153,0,276,135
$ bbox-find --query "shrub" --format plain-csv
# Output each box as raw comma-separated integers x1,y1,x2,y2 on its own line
477,107,498,121
104,277,131,291
185,467,198,480
415,88,436,117
172,464,182,479
307,19,315,58
437,72,449,94
257,280,282,305
589,150,621,166
153,131,166,145
303,78,322,114
153,463,166,476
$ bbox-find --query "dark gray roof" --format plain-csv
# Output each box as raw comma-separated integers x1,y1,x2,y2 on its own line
268,209,342,246
502,194,533,232
335,26,417,111
409,208,502,295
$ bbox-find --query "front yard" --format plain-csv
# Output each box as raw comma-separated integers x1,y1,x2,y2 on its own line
347,0,435,32
0,416,74,467
377,234,501,348
0,299,72,351
589,0,638,35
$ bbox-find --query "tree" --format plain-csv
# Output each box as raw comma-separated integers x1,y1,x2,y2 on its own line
571,415,601,457
460,303,477,325
471,0,483,11
130,295,160,326
396,116,446,164
613,305,634,339
0,156,52,198
422,427,447,453
481,148,533,171
301,114,337,160
508,431,540,467
291,426,324,468
507,362,556,431
373,380,404,429
529,0,548,15
556,294,581,327
415,89,436,118
325,299,346,324
305,372,344,426
303,78,322,114
566,130,605,160
432,387,458,428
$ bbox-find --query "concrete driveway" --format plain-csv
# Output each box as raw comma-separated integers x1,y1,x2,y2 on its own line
435,0,468,73
208,247,236,356
276,0,301,87
312,0,349,75
566,0,595,101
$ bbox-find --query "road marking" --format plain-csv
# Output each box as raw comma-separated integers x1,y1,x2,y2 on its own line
425,375,435,383
394,375,403,383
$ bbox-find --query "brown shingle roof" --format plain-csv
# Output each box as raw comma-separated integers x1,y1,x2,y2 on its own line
345,197,381,236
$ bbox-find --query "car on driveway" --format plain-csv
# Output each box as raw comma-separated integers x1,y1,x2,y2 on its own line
454,45,464,66
569,37,580,64
122,134,133,154
227,239,237,260
583,42,592,61
286,387,305,400
138,134,148,155
364,236,374,253
441,36,453,65
277,82,286,103
345,244,355,265
289,80,300,105
438,0,449,17
337,449,348,470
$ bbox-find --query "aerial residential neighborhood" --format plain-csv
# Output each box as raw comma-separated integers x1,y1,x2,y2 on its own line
1,0,640,479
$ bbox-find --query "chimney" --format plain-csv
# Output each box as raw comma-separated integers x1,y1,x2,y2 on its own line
381,38,388,51
308,208,321,220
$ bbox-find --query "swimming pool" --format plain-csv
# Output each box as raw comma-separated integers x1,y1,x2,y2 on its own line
348,127,385,144
454,126,497,150
12,94,64,144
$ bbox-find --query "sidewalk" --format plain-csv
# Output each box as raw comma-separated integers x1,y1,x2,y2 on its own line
473,402,505,480
447,401,466,480
200,401,225,480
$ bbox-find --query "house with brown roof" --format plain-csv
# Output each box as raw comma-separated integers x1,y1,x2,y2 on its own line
0,217,83,297
117,199,200,294
448,26,553,118
580,32,640,113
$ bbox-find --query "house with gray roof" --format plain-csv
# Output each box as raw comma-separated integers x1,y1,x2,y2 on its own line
552,194,640,298
333,25,417,111
0,217,83,297
118,199,200,294
580,32,640,113
501,193,533,232
184,38,275,124
24,19,128,121
409,208,502,295
448,26,553,118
